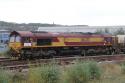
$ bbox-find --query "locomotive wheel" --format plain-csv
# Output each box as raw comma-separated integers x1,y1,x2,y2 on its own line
41,50,56,59
87,49,96,56
106,49,114,55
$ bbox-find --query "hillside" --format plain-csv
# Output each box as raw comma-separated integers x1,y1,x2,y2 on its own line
0,21,88,31
0,21,62,31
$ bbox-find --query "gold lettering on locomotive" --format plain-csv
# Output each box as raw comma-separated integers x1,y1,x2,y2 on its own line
82,38,89,42
64,38,82,42
89,38,104,42
82,38,104,42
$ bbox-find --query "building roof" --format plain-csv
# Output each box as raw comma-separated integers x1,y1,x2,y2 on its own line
37,26,125,33
0,30,9,33
37,26,96,33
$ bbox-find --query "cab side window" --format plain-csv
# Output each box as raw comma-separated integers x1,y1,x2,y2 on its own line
15,36,21,42
37,38,51,45
10,35,15,42
23,37,31,43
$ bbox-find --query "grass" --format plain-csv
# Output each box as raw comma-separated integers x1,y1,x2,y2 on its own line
0,69,11,83
89,62,123,83
121,62,125,74
28,64,60,83
1,60,125,83
86,61,101,80
63,62,90,83
62,61,101,83
0,48,10,57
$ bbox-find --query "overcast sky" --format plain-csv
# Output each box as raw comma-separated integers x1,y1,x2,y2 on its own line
0,0,125,26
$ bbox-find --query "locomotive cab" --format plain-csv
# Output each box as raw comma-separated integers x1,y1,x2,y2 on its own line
9,31,33,51
22,37,32,47
9,33,22,50
8,31,34,58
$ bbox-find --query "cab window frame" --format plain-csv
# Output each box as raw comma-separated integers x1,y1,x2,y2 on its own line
9,35,15,42
22,37,31,43
37,38,52,45
15,35,21,42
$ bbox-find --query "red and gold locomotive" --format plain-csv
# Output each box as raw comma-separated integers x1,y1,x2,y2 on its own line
9,31,117,59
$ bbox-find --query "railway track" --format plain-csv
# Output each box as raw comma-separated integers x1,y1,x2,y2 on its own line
0,54,125,70
0,57,10,61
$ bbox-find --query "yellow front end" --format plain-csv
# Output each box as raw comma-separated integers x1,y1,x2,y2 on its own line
9,42,22,57
9,42,22,49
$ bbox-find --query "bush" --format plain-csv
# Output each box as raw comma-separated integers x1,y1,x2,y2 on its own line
63,61,101,83
63,62,90,83
28,64,60,83
0,69,11,83
12,71,26,83
121,62,125,74
28,68,41,83
0,47,11,57
87,61,101,80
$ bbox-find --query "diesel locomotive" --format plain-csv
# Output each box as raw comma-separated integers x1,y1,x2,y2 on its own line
8,31,121,59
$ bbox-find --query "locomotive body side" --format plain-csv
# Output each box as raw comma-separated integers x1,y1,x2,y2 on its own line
31,33,112,47
9,31,114,59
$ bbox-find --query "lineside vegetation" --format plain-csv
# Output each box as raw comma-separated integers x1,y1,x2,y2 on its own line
0,60,125,83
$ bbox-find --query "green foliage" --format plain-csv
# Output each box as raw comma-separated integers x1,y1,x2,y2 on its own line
0,69,11,83
1,48,11,57
104,28,110,34
0,60,124,83
86,61,101,80
28,64,60,83
121,62,125,74
63,62,90,83
95,28,110,34
0,21,63,31
114,28,125,35
12,71,26,83
63,61,101,83
95,29,104,34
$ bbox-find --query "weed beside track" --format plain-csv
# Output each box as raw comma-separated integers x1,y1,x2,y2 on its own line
0,54,125,70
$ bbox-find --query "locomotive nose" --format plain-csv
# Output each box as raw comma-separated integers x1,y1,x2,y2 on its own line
9,42,15,48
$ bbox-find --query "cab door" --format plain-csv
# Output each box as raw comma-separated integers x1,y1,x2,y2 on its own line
9,35,22,49
9,35,15,48
15,35,22,48
22,37,32,47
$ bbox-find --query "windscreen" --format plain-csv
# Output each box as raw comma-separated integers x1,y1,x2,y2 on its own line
15,36,21,42
9,35,15,42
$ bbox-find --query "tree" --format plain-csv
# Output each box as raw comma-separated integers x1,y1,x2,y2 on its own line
95,29,103,34
104,28,110,34
114,28,125,35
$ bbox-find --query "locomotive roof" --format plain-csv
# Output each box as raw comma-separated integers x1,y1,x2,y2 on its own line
10,31,112,37
10,31,33,37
